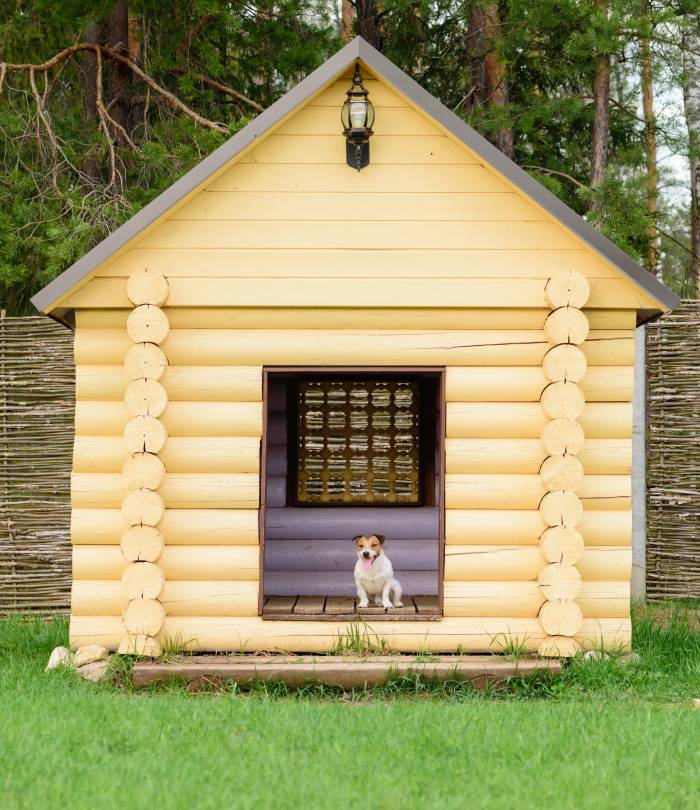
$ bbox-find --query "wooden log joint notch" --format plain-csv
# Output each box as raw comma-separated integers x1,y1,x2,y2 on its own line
119,269,170,657
538,270,589,657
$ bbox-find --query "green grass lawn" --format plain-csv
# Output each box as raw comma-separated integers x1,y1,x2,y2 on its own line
3,605,700,810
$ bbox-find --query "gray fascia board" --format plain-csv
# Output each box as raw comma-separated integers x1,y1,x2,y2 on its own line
356,39,678,313
32,35,679,314
31,38,362,313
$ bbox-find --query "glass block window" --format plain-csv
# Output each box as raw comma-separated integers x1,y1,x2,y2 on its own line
296,380,421,505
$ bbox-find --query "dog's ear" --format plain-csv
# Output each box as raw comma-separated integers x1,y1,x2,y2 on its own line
352,535,363,544
374,534,385,545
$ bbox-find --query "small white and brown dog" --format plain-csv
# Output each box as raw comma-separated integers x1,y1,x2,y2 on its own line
353,534,403,609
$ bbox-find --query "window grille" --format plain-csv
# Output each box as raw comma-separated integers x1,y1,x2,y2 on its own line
295,380,421,505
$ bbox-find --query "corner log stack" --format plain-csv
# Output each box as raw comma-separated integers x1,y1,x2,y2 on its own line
117,269,171,656
537,270,590,657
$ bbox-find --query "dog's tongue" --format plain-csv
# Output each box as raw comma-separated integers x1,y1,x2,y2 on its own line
362,558,373,571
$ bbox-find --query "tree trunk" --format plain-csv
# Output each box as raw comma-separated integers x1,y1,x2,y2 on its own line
683,19,700,293
127,10,144,136
589,0,610,223
356,0,381,49
467,7,487,111
467,3,512,158
341,0,354,43
641,1,659,278
107,0,131,147
80,20,104,183
483,3,513,159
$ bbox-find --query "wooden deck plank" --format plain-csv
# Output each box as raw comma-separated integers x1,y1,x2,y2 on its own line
414,596,441,615
357,605,388,615
387,597,417,616
132,655,562,690
263,596,297,615
263,612,442,621
264,594,440,620
293,595,326,615
325,596,356,615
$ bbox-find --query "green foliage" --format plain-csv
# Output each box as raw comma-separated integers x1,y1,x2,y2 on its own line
0,1,338,312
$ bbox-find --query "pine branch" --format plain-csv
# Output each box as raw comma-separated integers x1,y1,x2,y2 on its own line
172,67,264,113
1,44,230,135
522,165,588,189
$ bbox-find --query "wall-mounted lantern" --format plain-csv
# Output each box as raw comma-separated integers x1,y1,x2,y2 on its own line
341,64,375,171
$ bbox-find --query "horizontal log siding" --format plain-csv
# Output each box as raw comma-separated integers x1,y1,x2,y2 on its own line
71,579,629,619
68,325,263,644
75,309,636,331
73,328,634,367
69,316,633,649
66,73,639,650
67,279,651,309
70,615,632,653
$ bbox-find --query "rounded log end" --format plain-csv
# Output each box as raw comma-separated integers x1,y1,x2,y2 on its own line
127,268,170,307
120,525,165,563
123,415,168,455
122,453,166,491
122,597,166,636
121,489,165,528
543,307,590,346
121,561,166,600
538,636,581,658
539,525,584,565
541,380,585,420
127,305,170,345
124,342,168,382
540,418,585,457
539,454,585,492
538,490,583,528
538,562,582,601
542,343,587,383
124,378,169,418
539,599,583,636
544,271,590,309
118,633,163,657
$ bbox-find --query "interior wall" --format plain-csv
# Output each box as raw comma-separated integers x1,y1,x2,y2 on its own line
263,374,441,597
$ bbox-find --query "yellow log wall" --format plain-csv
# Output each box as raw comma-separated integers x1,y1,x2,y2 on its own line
70,309,633,653
64,72,641,653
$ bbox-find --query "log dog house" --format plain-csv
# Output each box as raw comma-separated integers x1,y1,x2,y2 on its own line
32,38,678,657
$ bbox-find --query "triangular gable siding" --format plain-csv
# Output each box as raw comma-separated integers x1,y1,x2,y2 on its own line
62,71,655,312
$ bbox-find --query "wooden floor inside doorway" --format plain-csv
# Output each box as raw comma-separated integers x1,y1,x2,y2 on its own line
262,595,441,620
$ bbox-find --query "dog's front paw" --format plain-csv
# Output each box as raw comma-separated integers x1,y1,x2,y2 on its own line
358,600,369,608
394,600,403,608
382,600,394,609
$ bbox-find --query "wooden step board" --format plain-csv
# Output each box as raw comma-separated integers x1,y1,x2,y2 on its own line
132,654,561,691
262,595,441,621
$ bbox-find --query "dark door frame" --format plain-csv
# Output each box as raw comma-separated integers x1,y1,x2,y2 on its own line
258,366,446,616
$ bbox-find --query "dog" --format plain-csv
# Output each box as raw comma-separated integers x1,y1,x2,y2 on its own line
353,534,403,609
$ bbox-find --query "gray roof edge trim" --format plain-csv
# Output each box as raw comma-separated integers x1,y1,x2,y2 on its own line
357,40,679,312
31,38,362,313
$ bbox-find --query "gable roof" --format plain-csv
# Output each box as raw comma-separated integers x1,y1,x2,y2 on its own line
32,36,679,316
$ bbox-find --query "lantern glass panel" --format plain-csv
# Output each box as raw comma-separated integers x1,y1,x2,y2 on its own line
349,100,367,128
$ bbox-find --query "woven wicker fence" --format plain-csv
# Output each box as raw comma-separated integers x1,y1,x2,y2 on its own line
0,314,74,614
646,300,700,598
